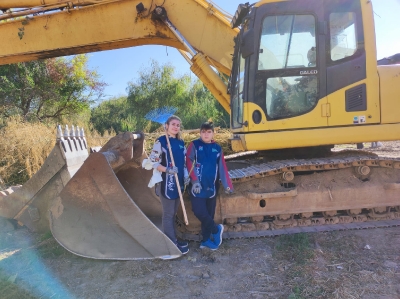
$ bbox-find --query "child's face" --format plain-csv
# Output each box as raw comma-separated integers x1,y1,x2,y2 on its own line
166,119,181,137
200,129,214,143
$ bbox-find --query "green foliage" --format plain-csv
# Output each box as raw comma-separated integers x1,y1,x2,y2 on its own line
0,55,105,123
125,61,190,131
35,231,67,258
275,233,314,264
179,80,229,129
274,233,315,299
90,60,229,134
36,240,67,258
0,270,38,299
90,96,134,133
288,286,305,299
37,231,53,243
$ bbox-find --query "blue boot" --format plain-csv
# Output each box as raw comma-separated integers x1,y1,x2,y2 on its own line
200,238,218,250
175,241,189,254
211,224,224,246
177,240,188,248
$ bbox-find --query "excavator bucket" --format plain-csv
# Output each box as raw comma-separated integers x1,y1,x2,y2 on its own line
49,132,182,260
0,125,88,232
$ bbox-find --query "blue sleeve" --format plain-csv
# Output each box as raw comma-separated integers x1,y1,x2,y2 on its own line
218,150,234,191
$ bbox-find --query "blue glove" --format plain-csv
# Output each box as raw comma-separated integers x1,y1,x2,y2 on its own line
165,166,178,174
192,181,202,194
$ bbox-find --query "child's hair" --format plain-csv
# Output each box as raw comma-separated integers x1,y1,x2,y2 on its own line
200,121,214,132
165,115,182,139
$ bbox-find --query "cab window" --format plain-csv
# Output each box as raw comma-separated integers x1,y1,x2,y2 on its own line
266,75,318,119
258,15,316,70
255,14,318,120
329,12,357,61
231,44,246,128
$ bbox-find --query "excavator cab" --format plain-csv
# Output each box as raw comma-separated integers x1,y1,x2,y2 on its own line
229,0,400,152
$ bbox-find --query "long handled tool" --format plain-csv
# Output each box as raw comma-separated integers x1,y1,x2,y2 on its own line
145,107,189,225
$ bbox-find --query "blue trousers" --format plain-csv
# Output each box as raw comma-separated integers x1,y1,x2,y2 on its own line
190,194,218,241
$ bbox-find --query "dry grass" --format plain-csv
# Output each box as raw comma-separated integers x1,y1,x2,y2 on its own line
144,128,233,155
0,118,54,187
0,118,116,187
0,119,232,188
272,231,400,299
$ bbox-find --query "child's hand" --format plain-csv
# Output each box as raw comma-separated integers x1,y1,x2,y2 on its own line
225,187,234,195
184,176,190,186
192,181,202,194
166,166,178,174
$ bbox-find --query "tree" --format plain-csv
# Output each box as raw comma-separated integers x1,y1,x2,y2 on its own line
90,60,229,134
179,80,230,129
125,60,190,131
125,60,229,131
90,96,134,134
0,55,105,123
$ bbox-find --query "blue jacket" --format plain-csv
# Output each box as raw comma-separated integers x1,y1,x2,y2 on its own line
186,138,233,198
157,135,186,199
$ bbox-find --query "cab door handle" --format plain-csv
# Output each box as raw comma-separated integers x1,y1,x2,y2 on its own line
321,103,331,117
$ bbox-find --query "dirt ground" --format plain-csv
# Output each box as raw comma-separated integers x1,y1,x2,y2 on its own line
1,141,400,299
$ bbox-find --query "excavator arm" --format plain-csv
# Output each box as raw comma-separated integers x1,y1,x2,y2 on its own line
0,0,240,260
0,0,238,111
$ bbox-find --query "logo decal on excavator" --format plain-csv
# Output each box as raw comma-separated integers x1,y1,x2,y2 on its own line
354,115,366,124
300,70,318,75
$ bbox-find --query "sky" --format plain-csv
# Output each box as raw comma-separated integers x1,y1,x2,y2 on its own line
86,0,400,98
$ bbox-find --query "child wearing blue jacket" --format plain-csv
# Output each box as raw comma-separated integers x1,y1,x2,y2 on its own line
186,121,234,250
145,115,190,254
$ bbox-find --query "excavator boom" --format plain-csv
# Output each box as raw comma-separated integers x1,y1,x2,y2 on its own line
0,0,237,111
0,0,235,73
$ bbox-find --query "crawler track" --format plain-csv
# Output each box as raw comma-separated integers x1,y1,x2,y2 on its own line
227,153,400,182
178,219,400,241
177,153,400,241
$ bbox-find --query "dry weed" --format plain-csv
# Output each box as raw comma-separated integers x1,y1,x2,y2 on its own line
0,118,115,187
275,231,400,298
0,118,54,186
144,127,233,155
0,118,232,187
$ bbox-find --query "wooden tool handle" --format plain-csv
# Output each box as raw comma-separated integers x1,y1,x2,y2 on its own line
164,130,189,226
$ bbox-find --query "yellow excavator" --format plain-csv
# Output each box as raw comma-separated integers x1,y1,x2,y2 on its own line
1,0,400,260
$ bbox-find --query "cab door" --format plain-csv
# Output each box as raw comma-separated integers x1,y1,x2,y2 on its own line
324,0,380,126
245,0,328,133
